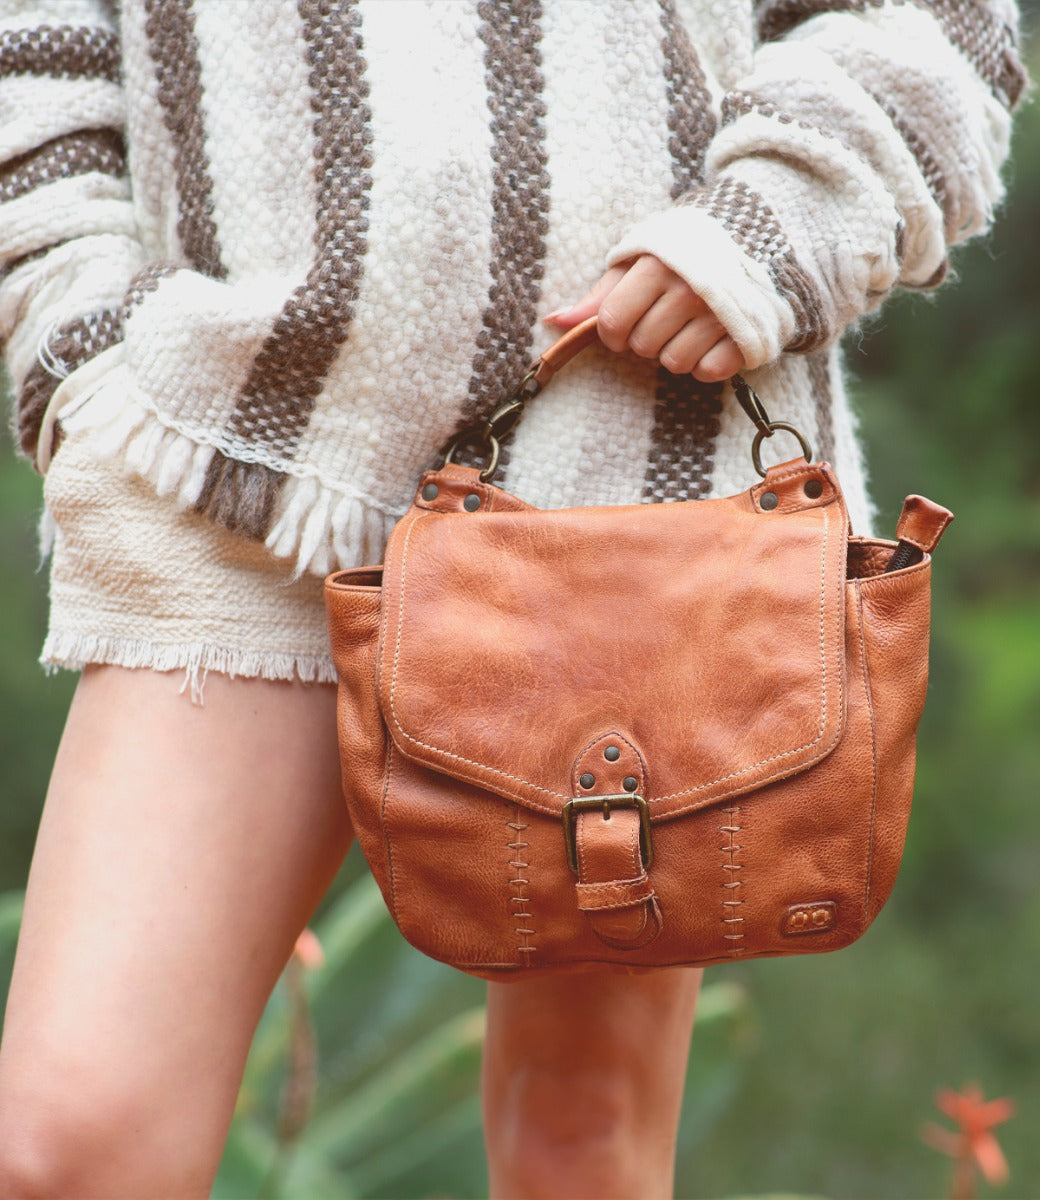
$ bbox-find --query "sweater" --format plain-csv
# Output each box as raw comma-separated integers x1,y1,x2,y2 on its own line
0,0,1025,576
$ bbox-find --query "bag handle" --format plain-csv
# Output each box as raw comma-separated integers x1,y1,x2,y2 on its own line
443,315,812,482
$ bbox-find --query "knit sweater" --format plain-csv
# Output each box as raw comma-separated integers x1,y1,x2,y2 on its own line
0,0,1025,575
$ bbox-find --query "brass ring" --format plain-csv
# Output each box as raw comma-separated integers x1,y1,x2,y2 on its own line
441,433,502,483
751,422,814,478
478,436,501,483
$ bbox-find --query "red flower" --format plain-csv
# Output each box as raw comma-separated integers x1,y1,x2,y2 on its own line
922,1083,1015,1195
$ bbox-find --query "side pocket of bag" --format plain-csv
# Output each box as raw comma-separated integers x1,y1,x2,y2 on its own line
324,571,392,896
853,559,932,920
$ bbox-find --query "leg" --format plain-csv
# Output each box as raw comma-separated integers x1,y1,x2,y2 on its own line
482,966,702,1200
0,666,352,1199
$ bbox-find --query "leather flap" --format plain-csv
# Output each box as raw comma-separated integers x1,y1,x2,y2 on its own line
377,462,849,821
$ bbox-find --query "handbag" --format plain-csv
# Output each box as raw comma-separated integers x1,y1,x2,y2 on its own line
324,317,953,979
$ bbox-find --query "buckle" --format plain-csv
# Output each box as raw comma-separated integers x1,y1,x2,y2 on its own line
562,793,654,874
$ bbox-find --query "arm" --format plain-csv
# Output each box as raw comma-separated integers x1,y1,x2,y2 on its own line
0,0,146,467
549,0,1026,379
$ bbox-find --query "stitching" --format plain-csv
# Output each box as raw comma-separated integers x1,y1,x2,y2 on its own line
380,738,400,921
386,506,842,817
627,810,640,876
855,583,881,909
721,805,746,956
508,805,535,959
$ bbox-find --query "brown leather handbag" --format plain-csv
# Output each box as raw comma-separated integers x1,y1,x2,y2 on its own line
324,318,952,979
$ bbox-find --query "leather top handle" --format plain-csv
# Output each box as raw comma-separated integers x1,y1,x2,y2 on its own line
443,313,813,482
530,315,600,388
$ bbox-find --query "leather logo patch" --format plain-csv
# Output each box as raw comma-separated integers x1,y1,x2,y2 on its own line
782,901,837,936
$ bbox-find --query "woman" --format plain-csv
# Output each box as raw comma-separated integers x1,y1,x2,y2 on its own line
0,0,1023,1196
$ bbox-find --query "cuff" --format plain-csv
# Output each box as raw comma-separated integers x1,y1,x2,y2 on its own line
605,202,797,370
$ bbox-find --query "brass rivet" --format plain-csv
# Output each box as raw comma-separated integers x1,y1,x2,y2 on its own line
421,483,439,501
463,493,481,512
579,773,595,789
622,776,638,792
760,491,779,511
604,746,621,762
804,479,823,499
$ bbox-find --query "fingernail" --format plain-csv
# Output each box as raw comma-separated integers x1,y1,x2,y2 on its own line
543,308,568,321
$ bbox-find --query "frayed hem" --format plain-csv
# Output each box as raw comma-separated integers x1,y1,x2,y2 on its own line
41,631,337,704
62,372,401,577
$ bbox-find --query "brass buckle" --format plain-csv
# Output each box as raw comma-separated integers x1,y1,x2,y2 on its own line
562,794,654,874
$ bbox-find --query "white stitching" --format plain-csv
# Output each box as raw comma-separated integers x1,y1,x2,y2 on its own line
508,804,535,960
721,805,746,957
855,583,881,909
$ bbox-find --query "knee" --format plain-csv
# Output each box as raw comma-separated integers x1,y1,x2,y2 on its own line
0,1075,127,1199
485,1065,649,1199
0,1063,208,1200
0,1094,89,1199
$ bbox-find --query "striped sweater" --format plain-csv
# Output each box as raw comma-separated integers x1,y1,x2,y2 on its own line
0,0,1025,574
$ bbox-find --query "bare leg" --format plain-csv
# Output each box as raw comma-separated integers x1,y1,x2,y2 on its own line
0,666,352,1199
482,966,702,1199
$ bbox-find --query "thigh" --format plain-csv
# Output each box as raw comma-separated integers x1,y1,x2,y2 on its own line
0,665,352,1195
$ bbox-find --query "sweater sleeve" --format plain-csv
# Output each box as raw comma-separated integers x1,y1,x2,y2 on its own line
0,0,146,467
606,0,1027,369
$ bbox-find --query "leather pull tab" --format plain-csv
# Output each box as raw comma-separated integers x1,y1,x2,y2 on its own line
895,495,954,554
567,732,661,950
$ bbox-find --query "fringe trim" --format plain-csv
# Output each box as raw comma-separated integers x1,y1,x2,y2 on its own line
41,630,337,705
63,369,403,577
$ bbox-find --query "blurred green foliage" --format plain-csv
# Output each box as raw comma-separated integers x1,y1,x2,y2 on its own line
2,29,1039,1200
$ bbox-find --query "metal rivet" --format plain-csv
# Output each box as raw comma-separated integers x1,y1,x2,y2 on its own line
579,773,595,789
804,479,823,499
760,491,779,511
421,483,439,501
463,493,481,512
604,746,621,762
622,776,638,793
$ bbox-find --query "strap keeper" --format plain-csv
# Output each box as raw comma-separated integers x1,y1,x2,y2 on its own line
575,874,655,912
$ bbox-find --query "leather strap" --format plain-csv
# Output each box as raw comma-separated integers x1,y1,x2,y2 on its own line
569,732,662,950
531,316,600,388
574,807,662,949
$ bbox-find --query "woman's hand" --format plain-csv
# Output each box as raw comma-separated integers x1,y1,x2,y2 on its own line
544,255,745,383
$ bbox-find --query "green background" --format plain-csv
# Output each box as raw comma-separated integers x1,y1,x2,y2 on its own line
2,21,1038,1200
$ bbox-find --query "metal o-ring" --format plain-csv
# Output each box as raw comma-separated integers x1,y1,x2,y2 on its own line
478,436,502,483
751,422,814,479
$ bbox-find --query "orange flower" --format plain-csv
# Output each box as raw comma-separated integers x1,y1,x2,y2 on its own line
291,927,325,969
922,1083,1015,1188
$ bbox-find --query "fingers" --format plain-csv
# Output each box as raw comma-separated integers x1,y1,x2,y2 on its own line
693,337,745,383
595,257,708,355
543,254,747,381
543,265,628,329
